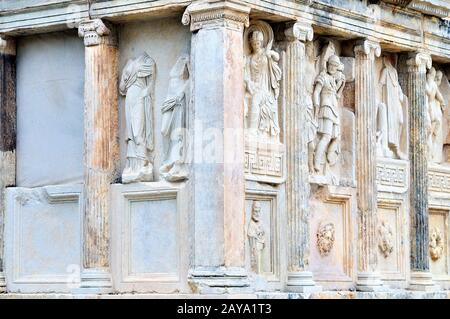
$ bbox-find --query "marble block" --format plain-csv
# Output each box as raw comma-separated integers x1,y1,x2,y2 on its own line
111,182,189,293
4,185,82,293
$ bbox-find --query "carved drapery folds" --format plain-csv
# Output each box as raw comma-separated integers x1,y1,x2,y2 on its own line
377,55,408,160
119,52,156,183
78,18,119,292
243,20,285,184
425,67,447,164
160,54,191,182
247,201,266,274
354,39,383,291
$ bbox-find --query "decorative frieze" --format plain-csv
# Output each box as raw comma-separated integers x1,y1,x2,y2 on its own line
376,159,408,189
429,165,450,193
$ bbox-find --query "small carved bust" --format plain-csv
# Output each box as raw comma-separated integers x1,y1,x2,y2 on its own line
317,222,335,256
430,227,444,261
378,220,394,258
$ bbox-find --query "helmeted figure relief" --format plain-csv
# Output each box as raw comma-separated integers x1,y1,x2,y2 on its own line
312,54,346,174
119,52,156,183
317,222,335,256
426,67,447,163
378,56,407,160
378,220,394,258
247,201,265,274
429,227,444,261
160,54,190,182
244,21,282,141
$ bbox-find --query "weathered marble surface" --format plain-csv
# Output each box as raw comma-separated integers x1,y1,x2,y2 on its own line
2,0,450,298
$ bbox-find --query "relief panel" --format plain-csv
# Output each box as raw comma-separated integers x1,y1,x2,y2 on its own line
309,186,355,289
429,209,449,281
111,182,188,293
4,185,82,293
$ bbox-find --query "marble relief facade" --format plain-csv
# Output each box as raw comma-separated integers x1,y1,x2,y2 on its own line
1,0,450,298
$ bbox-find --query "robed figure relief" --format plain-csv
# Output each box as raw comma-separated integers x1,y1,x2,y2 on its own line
426,67,447,163
377,56,407,160
312,54,346,174
244,21,282,141
247,201,265,274
119,52,156,183
160,54,190,182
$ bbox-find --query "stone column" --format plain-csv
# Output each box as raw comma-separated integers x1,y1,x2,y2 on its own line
354,39,384,291
284,22,321,293
0,37,16,292
77,19,119,293
405,52,437,291
182,1,250,293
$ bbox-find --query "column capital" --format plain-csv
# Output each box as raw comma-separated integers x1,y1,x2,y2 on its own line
407,51,432,73
0,36,16,55
182,0,250,32
354,39,381,59
78,19,117,47
284,21,313,42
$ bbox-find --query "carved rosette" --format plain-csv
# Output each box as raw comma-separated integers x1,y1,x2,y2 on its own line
378,220,394,258
316,222,335,256
429,227,444,261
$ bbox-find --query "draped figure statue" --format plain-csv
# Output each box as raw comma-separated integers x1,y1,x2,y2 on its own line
379,56,407,160
160,54,190,182
244,29,282,141
426,67,447,163
119,52,155,183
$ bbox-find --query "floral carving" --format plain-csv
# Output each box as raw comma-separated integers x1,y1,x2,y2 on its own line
317,222,335,256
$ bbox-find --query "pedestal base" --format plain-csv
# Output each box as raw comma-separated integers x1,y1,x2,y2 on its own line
409,271,440,291
356,272,386,292
188,267,250,294
286,272,322,293
73,269,113,294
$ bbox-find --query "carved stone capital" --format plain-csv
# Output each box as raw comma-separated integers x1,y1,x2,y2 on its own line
78,19,117,47
284,21,313,42
182,0,250,32
407,51,432,73
0,36,16,55
354,39,381,60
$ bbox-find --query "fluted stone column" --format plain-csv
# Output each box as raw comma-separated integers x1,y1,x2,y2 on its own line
405,52,437,291
182,1,250,293
284,22,321,293
354,40,384,291
0,37,16,293
77,19,119,293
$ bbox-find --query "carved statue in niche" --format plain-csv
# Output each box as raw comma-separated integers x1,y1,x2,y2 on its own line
305,41,320,173
377,55,407,160
429,227,444,261
426,67,447,163
247,201,265,274
312,54,346,174
119,52,156,183
316,222,335,256
244,21,282,141
378,220,394,258
160,54,190,182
